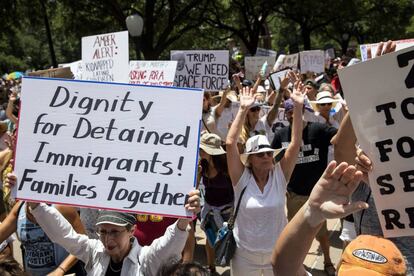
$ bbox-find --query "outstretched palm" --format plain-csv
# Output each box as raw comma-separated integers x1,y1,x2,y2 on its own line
290,80,305,105
239,87,258,109
306,161,367,226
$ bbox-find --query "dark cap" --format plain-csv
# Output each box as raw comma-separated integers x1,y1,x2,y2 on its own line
284,98,294,112
284,98,314,113
304,79,318,89
242,79,253,87
96,210,137,227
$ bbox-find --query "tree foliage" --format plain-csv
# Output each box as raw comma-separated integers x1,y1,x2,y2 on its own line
1,0,414,73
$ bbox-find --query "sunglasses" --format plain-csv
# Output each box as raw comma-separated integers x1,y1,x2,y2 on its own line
250,106,261,112
318,102,332,107
254,151,273,158
96,229,127,239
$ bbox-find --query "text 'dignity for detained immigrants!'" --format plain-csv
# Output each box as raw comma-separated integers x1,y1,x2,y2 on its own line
14,77,203,218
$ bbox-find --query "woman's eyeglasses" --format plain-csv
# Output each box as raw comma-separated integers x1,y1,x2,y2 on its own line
254,151,273,158
96,229,127,239
250,106,261,112
318,102,332,107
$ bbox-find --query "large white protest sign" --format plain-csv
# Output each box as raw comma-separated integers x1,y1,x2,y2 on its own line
360,38,414,61
300,50,325,73
338,46,414,237
171,50,229,91
15,77,203,218
244,56,276,80
82,31,129,83
255,47,277,57
129,60,177,86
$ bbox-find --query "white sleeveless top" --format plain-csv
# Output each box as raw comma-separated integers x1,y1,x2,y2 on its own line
233,163,287,253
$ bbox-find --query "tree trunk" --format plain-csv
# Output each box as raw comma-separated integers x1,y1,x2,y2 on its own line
39,0,57,68
341,39,350,55
262,22,272,50
301,26,311,50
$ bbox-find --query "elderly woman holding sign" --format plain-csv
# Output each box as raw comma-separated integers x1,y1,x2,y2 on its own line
226,83,305,275
7,174,200,276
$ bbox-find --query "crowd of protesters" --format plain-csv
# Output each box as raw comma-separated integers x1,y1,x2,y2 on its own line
0,40,412,276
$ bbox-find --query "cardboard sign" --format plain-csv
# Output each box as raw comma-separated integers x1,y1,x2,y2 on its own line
360,38,414,61
171,50,229,91
82,31,129,83
244,56,276,80
15,77,203,218
255,47,277,57
338,45,414,237
129,60,177,86
274,54,299,71
60,60,83,80
300,50,325,73
28,67,73,79
325,48,335,68
325,48,335,60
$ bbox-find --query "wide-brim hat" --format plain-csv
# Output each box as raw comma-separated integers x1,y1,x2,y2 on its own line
225,91,238,102
96,210,137,227
256,85,266,93
199,132,226,155
213,90,238,103
310,91,340,104
249,101,264,110
240,135,285,164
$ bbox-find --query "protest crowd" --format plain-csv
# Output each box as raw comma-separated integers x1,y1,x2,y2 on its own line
0,34,413,276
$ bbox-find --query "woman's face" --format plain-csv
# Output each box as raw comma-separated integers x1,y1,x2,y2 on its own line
203,96,210,112
305,85,317,100
317,102,332,115
97,224,133,260
249,151,274,171
247,106,261,122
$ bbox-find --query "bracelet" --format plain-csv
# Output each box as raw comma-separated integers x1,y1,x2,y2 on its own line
58,266,66,273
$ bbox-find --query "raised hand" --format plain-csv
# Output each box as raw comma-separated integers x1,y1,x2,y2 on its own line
278,72,290,90
305,161,368,227
239,86,260,110
290,80,305,105
287,70,298,84
355,147,372,183
367,40,397,60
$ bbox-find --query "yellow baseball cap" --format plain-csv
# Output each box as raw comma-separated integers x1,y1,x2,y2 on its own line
338,235,406,275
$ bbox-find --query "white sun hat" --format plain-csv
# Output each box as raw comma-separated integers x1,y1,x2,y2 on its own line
310,91,340,105
240,135,285,164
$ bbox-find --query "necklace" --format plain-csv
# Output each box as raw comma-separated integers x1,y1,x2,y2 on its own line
109,260,122,273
